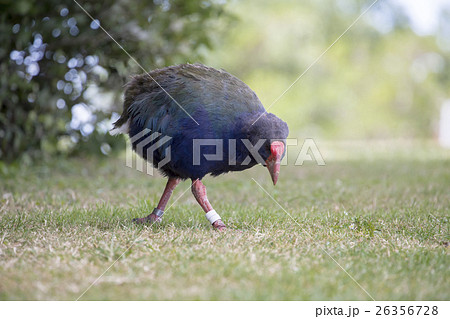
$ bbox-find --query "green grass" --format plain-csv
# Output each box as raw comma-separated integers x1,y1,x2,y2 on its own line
0,140,449,300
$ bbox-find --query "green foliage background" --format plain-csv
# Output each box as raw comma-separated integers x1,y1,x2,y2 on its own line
1,0,449,162
205,0,450,140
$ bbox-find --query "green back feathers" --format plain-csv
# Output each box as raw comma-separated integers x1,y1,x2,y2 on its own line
113,63,265,136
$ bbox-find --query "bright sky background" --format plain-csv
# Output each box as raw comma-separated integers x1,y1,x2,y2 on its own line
393,0,450,35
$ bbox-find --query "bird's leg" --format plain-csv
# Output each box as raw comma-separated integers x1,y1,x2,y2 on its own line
133,177,180,224
191,179,226,231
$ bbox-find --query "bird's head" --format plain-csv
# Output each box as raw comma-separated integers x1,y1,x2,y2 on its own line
247,113,289,186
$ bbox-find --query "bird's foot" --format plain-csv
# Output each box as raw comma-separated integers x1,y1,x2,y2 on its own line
132,213,162,225
212,219,227,231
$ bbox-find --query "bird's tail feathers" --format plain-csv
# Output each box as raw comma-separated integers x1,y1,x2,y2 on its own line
110,119,130,136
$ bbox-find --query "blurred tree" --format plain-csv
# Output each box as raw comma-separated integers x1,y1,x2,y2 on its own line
0,0,230,162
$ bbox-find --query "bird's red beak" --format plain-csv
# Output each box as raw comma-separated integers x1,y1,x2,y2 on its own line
266,141,284,186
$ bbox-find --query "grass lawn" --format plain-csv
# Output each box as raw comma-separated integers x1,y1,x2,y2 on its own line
0,140,448,300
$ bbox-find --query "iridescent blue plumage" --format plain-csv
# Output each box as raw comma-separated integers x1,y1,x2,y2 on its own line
112,63,289,180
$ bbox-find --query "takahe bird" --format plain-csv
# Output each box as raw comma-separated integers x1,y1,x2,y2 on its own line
111,63,288,230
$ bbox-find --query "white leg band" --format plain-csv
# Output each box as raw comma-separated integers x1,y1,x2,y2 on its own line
152,208,164,217
205,210,221,224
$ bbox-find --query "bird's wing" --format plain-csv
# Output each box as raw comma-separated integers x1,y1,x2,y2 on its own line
169,64,266,137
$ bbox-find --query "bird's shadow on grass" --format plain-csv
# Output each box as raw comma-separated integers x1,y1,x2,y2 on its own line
127,219,253,232
1,208,252,233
